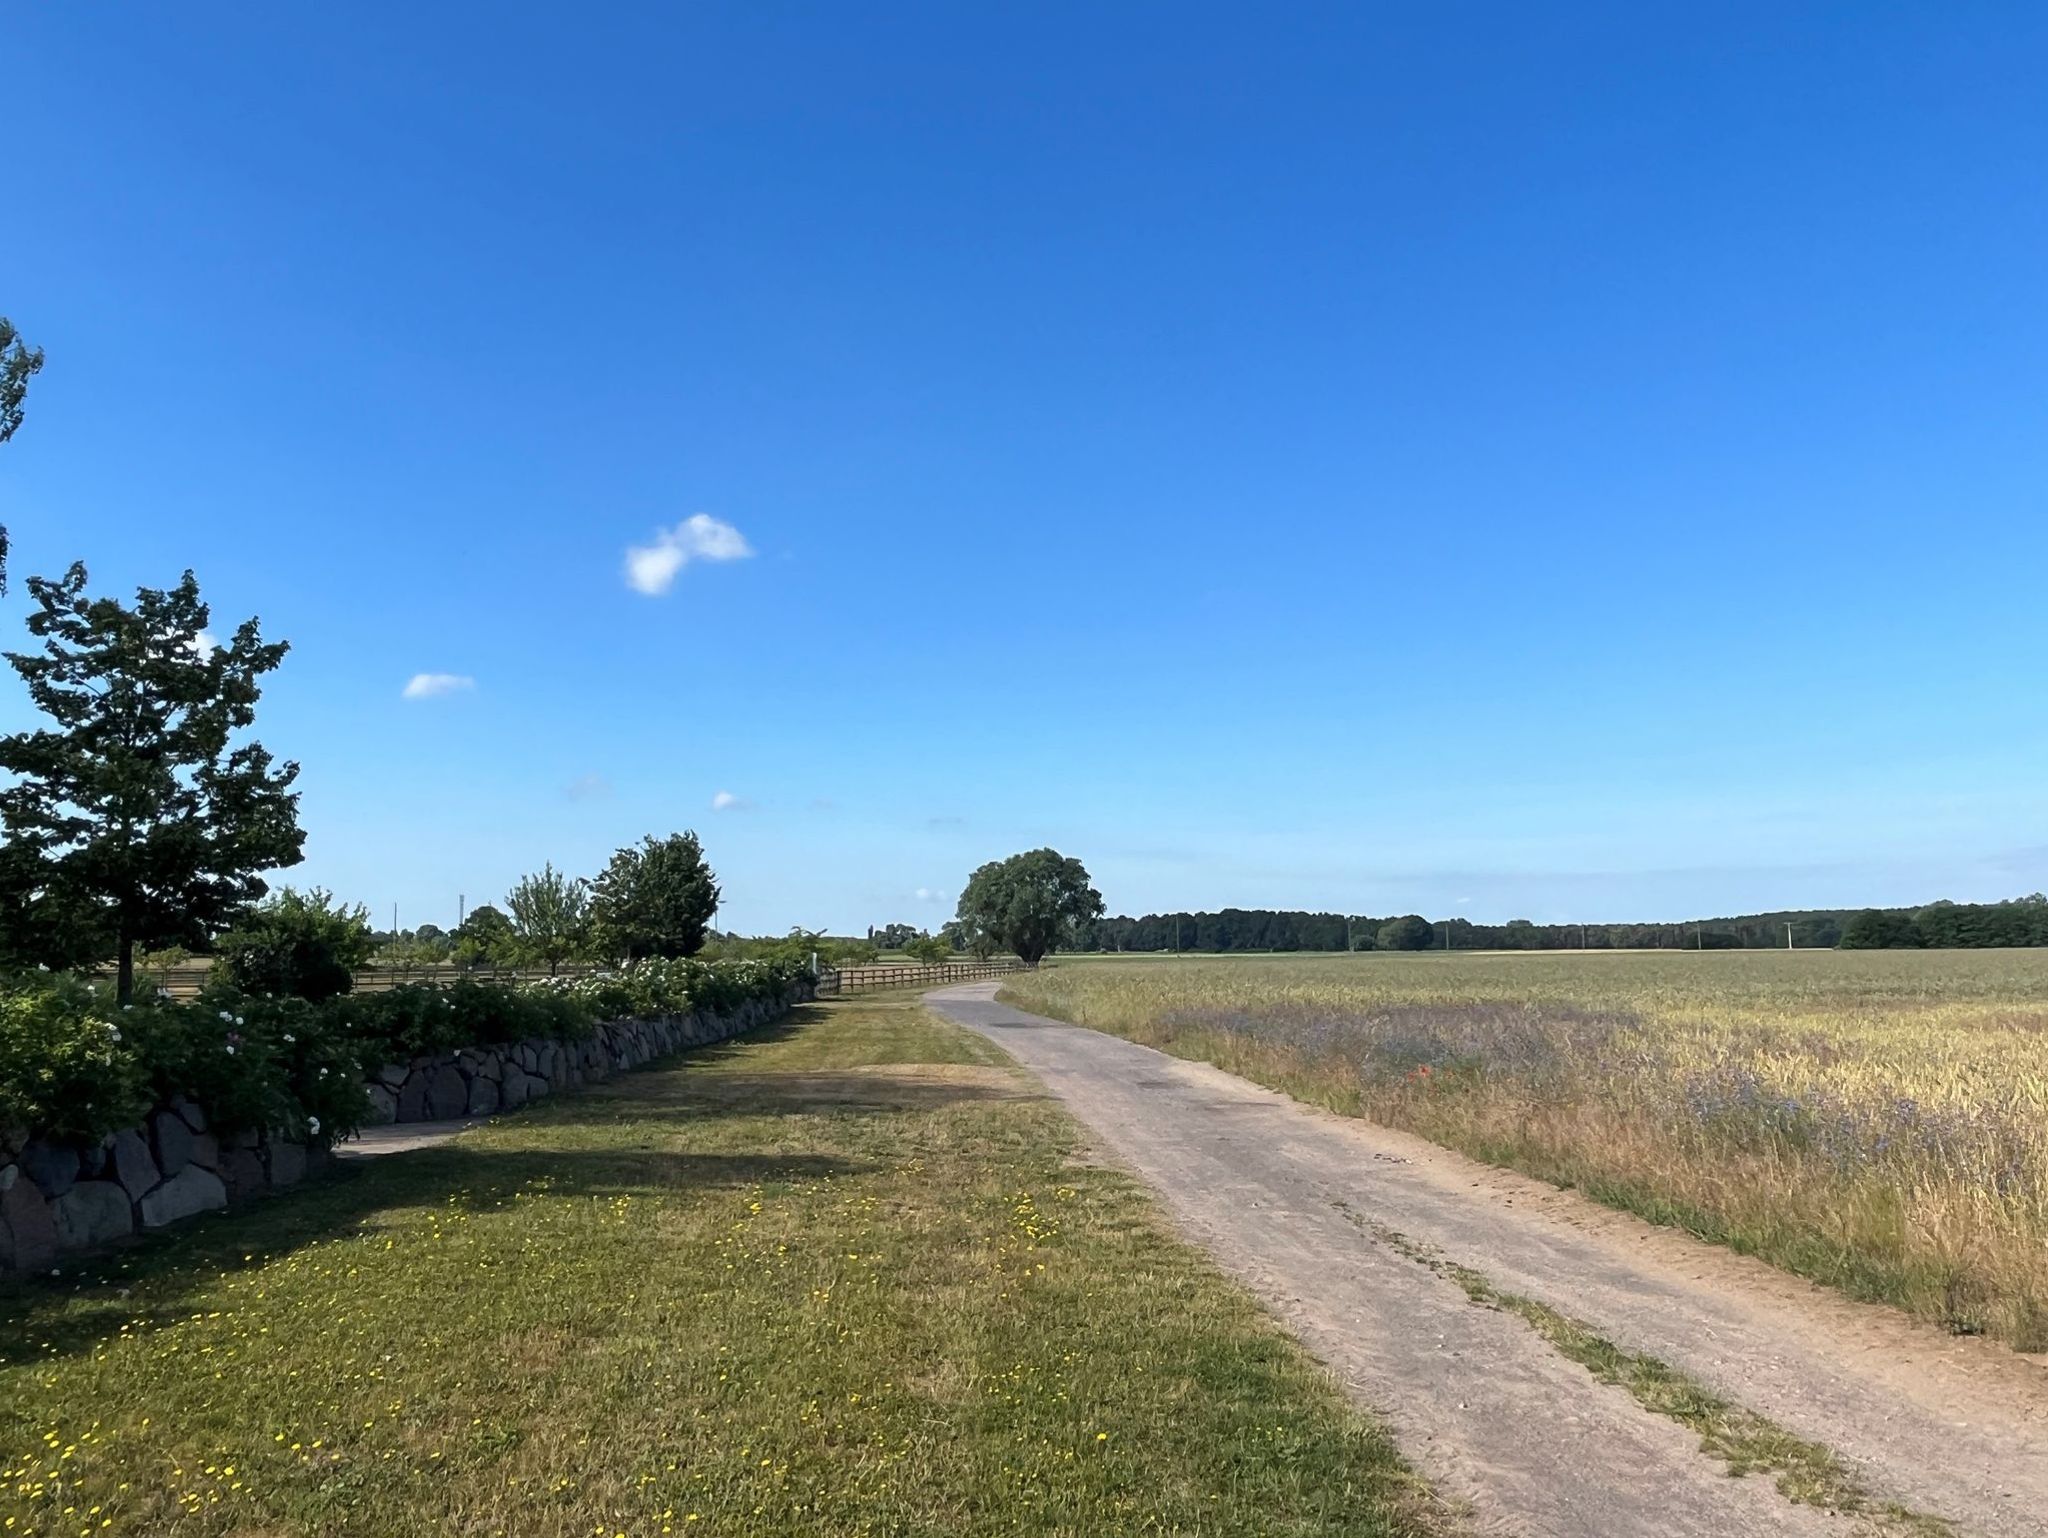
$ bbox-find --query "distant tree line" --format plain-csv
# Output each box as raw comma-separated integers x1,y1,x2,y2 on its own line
1071,896,2048,953
1838,896,2048,949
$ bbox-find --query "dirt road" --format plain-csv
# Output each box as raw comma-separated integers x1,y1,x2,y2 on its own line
926,981,2048,1538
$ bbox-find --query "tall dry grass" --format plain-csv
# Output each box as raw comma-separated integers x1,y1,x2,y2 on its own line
1005,950,2048,1350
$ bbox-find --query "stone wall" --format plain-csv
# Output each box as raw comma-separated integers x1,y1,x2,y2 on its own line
0,1103,325,1278
0,983,811,1279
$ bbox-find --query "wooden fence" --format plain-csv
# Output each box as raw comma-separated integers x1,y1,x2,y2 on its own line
138,958,1025,1001
813,959,1026,996
135,961,611,1000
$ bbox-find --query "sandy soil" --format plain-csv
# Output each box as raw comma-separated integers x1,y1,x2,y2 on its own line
927,982,2048,1538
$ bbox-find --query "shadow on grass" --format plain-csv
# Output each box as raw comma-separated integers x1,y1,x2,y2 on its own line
0,1000,905,1364
0,1140,869,1369
547,1072,1029,1125
671,1015,811,1060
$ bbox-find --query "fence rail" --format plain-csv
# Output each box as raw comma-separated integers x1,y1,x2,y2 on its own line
133,961,615,1000
135,958,1026,1001
814,959,1025,996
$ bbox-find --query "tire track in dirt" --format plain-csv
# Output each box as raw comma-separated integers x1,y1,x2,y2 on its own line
926,982,2048,1538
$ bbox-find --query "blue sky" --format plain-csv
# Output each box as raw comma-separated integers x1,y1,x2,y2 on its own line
4,4,2046,933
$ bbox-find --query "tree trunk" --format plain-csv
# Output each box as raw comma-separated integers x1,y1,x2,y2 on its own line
116,929,135,1005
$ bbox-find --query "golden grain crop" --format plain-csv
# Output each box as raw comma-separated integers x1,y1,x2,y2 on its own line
1006,949,2048,1349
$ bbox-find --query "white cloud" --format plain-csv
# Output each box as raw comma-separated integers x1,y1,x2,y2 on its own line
403,672,476,700
187,630,220,657
914,887,943,903
711,789,751,812
625,514,754,596
565,772,610,802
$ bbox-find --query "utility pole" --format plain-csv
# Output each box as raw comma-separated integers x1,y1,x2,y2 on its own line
1786,921,1794,951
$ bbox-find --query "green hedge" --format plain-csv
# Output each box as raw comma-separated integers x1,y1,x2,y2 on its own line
0,957,807,1146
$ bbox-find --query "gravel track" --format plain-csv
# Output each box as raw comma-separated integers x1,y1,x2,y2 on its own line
926,981,2048,1538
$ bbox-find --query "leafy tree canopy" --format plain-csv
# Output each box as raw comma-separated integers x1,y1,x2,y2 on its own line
215,886,376,1001
505,862,590,974
0,314,45,593
902,931,951,964
954,848,1103,967
0,564,303,1000
452,903,517,967
589,830,719,962
1839,909,1927,949
1376,915,1436,952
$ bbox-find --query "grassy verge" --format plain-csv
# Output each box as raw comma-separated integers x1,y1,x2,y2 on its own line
1,995,1446,1538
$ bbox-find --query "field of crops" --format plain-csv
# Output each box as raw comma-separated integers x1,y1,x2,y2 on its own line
1003,950,2048,1351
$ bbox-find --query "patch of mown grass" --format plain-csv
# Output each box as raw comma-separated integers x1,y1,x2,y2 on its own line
1,996,1447,1538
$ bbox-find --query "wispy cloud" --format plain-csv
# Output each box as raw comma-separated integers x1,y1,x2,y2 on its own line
711,789,752,812
625,514,754,596
565,772,611,802
187,630,220,658
403,672,476,700
914,887,944,903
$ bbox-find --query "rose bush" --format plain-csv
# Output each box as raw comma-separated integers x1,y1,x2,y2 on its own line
0,976,151,1140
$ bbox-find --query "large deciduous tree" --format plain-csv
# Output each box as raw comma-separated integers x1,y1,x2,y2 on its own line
0,564,304,1000
452,903,517,968
953,848,1103,968
1376,914,1436,951
589,831,720,962
505,863,591,974
1837,909,1925,949
0,315,47,593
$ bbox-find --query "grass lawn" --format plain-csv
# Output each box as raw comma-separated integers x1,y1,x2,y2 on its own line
1,994,1443,1537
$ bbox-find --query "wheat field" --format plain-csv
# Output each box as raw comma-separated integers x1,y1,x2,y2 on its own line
1004,950,2048,1351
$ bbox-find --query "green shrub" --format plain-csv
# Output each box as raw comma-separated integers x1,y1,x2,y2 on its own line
0,958,801,1150
902,933,951,964
215,887,377,1001
0,977,151,1140
230,993,370,1140
126,996,298,1137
